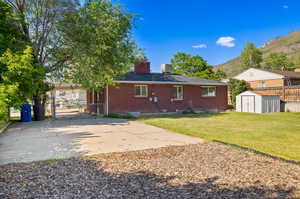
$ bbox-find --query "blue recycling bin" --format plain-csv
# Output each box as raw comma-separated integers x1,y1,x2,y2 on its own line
21,104,32,122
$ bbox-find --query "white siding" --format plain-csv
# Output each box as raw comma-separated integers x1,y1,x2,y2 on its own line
236,91,280,113
234,68,283,81
261,96,280,113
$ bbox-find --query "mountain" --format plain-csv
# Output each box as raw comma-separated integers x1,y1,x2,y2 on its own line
215,30,300,77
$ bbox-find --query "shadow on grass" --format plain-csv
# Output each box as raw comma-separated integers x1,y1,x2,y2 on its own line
0,157,296,198
213,140,300,166
137,112,230,121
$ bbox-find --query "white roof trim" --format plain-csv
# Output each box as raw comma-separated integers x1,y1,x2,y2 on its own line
234,68,284,81
115,80,227,86
237,90,280,97
249,68,285,78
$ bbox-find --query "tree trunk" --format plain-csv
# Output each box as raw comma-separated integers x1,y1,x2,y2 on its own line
33,95,45,121
7,107,10,122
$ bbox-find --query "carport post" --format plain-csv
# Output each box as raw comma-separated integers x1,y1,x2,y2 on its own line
106,86,109,115
51,88,56,119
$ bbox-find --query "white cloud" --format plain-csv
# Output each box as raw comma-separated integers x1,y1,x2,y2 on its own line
192,44,207,49
216,37,235,47
282,5,288,9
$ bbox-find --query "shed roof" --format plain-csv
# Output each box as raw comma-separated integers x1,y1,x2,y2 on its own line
238,90,280,96
116,72,227,86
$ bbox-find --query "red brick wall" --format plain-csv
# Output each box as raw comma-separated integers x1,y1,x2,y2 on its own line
106,83,228,113
86,90,105,113
134,62,150,73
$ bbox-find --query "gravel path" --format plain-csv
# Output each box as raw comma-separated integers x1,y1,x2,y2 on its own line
1,143,300,198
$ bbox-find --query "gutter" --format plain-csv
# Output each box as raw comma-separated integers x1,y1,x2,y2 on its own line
115,80,227,86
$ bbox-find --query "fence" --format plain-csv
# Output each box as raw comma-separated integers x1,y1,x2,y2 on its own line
253,85,300,102
253,86,300,112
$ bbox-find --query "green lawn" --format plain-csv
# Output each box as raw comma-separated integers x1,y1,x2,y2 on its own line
137,112,300,161
0,120,5,129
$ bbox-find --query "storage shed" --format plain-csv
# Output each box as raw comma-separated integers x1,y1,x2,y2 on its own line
236,91,280,113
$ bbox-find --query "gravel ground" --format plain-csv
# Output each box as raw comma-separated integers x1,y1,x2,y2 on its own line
1,142,300,199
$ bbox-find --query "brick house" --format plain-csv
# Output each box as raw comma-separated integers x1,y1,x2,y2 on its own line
87,62,228,114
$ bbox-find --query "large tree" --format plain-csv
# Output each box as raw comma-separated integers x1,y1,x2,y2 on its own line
4,0,78,120
0,0,26,81
58,0,137,89
240,42,262,70
57,0,137,114
263,52,295,71
170,52,226,80
0,1,31,120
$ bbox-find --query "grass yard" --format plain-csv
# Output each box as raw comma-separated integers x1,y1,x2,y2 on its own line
0,120,5,129
137,112,300,161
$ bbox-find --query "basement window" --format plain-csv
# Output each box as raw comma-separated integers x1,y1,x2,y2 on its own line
202,86,216,97
135,85,148,97
172,86,183,100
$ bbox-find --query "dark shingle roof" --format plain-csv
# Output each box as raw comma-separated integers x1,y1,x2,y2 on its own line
115,72,227,86
267,70,300,79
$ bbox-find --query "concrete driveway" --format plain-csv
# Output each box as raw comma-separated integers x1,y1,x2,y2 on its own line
0,117,202,164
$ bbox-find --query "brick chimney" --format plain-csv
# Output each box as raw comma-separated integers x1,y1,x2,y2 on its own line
134,61,150,73
294,69,300,72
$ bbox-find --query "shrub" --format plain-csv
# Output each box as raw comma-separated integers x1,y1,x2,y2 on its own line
228,78,251,107
182,107,195,114
227,104,235,110
0,87,8,121
104,113,136,119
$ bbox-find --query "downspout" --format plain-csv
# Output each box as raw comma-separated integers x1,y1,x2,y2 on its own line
106,86,109,115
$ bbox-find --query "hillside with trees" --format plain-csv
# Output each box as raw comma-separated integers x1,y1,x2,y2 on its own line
215,30,300,77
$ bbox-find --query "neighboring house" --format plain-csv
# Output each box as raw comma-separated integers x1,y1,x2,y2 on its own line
234,68,300,112
87,62,228,114
50,83,87,109
234,68,300,89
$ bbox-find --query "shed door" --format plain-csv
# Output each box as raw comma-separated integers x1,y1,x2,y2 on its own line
241,95,255,113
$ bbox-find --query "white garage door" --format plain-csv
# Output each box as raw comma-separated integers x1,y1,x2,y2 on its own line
241,95,255,113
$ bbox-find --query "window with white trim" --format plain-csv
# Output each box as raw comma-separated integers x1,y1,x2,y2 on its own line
135,85,148,97
202,86,216,97
258,81,265,88
172,86,183,100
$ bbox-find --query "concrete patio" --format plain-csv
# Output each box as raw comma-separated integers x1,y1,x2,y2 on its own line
0,117,202,164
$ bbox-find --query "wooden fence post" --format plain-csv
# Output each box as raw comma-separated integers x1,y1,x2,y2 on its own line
283,86,286,101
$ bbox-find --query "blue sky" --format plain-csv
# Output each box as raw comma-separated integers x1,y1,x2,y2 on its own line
118,0,300,72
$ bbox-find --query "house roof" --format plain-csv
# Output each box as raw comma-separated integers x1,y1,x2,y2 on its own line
238,90,280,96
115,72,227,86
266,70,300,79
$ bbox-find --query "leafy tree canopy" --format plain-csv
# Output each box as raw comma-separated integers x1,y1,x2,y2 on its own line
170,52,226,80
0,46,46,107
58,0,138,90
228,78,250,106
262,52,295,71
0,1,26,82
0,1,39,120
240,42,262,70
